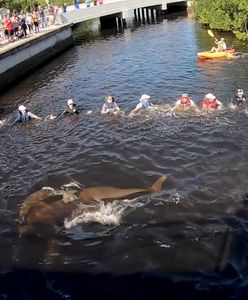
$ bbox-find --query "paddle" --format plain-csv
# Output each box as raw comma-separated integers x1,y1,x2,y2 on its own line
208,29,218,42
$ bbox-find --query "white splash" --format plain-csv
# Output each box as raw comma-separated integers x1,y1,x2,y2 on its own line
61,181,83,190
170,192,182,204
64,198,148,228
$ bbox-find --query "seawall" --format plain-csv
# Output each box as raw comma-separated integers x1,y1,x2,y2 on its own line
0,24,73,93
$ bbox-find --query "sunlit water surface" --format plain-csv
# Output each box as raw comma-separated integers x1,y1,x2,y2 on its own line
1,14,248,299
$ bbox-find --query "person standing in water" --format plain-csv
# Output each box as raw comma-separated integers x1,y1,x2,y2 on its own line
62,99,80,115
171,93,200,113
101,95,120,116
229,89,246,110
46,98,92,120
200,93,224,113
129,94,157,115
14,105,42,124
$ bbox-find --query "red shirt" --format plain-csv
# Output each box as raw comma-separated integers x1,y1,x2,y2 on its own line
4,18,13,31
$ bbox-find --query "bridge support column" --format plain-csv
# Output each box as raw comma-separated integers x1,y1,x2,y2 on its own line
134,9,137,20
137,8,141,21
141,8,145,21
151,9,155,22
100,12,125,32
116,16,125,32
146,8,150,23
162,3,167,10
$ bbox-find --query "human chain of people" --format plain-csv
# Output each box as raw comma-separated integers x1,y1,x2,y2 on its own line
0,88,246,128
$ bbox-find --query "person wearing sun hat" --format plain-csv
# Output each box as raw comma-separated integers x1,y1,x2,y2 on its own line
14,104,42,123
129,94,157,115
201,93,223,112
171,93,200,113
230,89,246,110
62,98,79,115
46,98,93,121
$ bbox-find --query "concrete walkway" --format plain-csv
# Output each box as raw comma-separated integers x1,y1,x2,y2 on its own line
0,25,67,55
0,0,115,53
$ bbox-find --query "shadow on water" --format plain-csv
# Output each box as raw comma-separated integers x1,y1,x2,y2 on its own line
1,269,248,300
1,192,248,299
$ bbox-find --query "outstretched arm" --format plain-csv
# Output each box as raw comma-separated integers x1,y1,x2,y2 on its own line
29,112,42,120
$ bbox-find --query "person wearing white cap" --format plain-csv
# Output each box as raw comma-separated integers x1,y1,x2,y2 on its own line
101,95,120,116
201,93,223,112
171,93,200,113
210,37,227,53
62,98,79,115
129,94,156,115
15,105,42,123
230,89,246,110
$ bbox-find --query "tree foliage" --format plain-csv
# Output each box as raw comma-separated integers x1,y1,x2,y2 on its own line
193,0,248,40
0,0,79,11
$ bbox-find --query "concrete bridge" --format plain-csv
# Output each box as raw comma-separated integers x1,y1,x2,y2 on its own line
61,0,189,29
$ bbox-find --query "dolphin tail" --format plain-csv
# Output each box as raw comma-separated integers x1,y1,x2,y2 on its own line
149,176,167,193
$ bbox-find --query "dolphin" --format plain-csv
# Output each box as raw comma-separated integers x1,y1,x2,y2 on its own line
19,188,78,226
19,176,167,226
79,175,167,204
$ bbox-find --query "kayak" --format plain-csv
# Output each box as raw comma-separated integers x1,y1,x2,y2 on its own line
197,48,236,59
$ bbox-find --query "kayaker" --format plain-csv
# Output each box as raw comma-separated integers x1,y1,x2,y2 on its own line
14,105,42,124
171,93,200,113
101,95,120,116
230,89,246,110
210,37,227,53
201,93,223,112
129,94,157,115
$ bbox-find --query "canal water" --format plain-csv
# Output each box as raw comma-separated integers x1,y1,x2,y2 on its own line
1,13,248,299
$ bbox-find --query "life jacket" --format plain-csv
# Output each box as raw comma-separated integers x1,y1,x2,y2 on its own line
179,95,191,106
140,100,152,110
202,99,219,109
17,110,31,122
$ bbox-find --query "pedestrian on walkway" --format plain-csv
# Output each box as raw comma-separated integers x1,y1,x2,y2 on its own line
62,3,67,13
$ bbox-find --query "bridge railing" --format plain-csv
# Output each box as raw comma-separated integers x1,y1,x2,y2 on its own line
62,0,184,24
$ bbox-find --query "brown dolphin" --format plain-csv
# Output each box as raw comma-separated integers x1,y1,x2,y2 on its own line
19,176,167,226
19,189,78,225
79,175,167,204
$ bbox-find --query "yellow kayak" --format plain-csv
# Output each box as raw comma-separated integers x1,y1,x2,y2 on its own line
197,49,236,59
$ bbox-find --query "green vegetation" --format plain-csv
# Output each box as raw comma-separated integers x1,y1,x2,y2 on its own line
193,0,248,40
0,0,85,11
